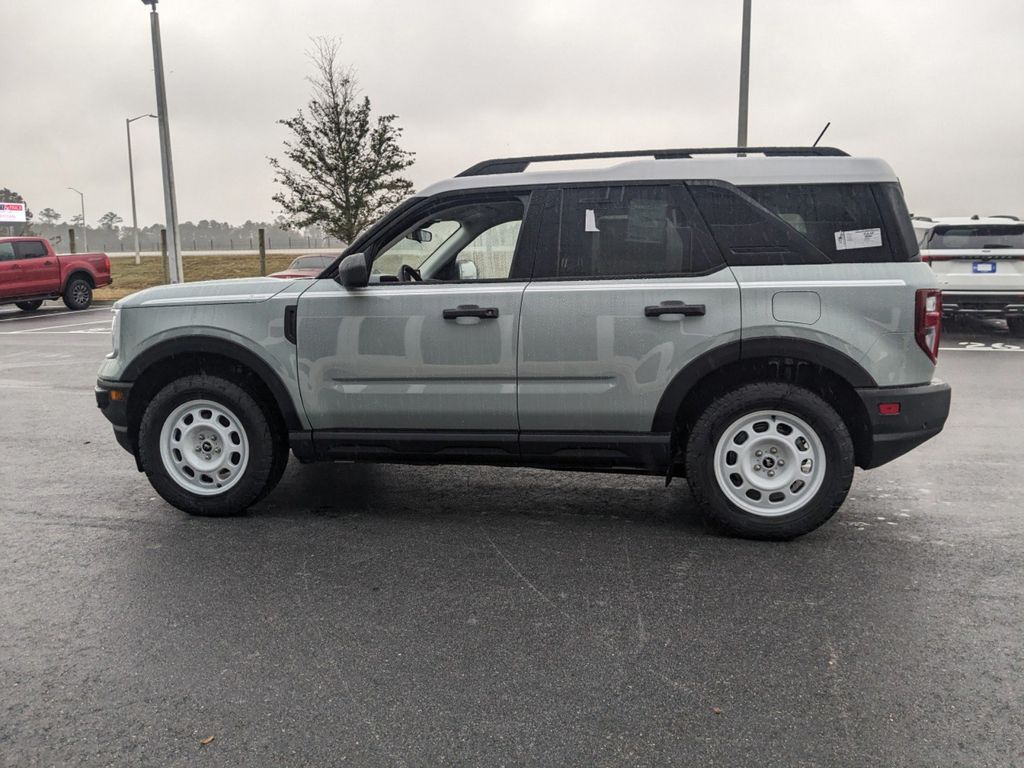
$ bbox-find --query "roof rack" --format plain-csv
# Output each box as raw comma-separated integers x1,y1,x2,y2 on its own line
456,146,849,177
990,214,1021,221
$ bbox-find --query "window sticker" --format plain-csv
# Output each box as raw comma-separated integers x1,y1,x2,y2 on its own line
584,209,600,232
834,227,882,250
625,199,667,244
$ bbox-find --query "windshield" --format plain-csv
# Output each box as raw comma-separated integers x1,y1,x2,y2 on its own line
925,225,1024,249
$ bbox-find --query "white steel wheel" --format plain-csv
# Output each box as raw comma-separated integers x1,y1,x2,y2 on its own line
158,399,250,496
712,409,827,517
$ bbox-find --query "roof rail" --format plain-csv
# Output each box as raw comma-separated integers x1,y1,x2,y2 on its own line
990,214,1021,221
456,146,849,177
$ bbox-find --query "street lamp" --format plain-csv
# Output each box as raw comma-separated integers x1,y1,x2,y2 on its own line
140,0,184,283
737,0,752,147
67,186,86,251
126,113,157,265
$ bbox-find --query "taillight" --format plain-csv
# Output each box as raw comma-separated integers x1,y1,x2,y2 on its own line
920,254,952,265
915,289,942,363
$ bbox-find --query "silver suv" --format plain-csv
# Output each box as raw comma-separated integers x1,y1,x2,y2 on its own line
96,146,951,540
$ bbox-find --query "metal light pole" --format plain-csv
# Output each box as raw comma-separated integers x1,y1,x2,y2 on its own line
126,113,157,265
67,187,86,250
737,0,752,148
141,0,183,283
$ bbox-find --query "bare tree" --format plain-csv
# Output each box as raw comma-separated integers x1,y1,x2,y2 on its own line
270,37,415,244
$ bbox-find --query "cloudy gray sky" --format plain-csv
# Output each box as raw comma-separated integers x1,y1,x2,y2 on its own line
2,0,1022,227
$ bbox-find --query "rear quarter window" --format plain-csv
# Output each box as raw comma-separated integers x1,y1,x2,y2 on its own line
739,182,917,263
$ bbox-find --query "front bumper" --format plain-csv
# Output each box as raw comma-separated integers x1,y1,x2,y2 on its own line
95,378,134,456
856,380,951,469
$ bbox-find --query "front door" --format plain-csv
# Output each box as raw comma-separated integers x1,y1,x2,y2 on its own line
296,190,539,457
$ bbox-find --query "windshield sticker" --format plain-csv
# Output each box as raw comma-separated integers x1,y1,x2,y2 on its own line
835,227,882,250
584,209,600,232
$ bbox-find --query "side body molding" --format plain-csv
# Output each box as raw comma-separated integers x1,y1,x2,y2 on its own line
650,337,877,432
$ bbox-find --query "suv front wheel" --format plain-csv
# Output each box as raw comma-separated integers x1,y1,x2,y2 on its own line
685,382,855,540
138,374,285,516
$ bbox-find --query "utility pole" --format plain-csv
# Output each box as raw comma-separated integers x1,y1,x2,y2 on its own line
67,187,87,250
737,0,752,148
142,0,183,283
126,113,156,265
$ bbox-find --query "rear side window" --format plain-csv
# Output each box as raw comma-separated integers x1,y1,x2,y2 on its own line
548,185,723,279
688,183,825,266
0,242,15,261
924,225,1024,249
13,240,48,259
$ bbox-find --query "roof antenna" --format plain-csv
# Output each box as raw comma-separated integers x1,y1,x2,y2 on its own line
812,121,831,147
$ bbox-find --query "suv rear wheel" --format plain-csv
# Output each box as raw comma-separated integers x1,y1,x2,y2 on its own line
685,382,854,540
1007,317,1024,338
138,374,285,516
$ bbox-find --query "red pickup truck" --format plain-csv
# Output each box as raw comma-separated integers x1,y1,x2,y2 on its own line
0,237,112,311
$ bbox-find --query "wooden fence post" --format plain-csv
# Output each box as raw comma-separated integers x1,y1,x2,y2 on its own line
161,228,169,284
258,228,266,276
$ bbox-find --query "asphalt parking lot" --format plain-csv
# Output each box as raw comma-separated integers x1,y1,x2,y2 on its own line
1,302,1021,767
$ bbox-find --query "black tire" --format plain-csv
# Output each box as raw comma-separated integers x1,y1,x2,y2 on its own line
62,277,92,310
684,382,855,540
137,374,285,516
16,300,43,312
1007,317,1024,338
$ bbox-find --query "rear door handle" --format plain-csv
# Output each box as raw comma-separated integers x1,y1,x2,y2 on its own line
644,301,705,318
443,305,499,320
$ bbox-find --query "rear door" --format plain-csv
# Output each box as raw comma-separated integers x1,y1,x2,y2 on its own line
517,183,741,460
295,189,540,457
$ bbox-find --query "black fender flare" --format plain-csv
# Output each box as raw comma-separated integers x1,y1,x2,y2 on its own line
121,335,304,431
651,337,877,432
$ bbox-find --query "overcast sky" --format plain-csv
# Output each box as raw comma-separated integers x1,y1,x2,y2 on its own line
2,0,1022,227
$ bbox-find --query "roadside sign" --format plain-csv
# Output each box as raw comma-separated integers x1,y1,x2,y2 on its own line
0,203,27,223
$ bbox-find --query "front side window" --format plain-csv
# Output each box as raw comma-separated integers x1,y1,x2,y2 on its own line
552,185,722,279
371,195,526,281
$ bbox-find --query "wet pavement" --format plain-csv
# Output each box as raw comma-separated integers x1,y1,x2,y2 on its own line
1,303,1021,766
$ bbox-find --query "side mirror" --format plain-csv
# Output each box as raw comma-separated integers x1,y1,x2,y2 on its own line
406,228,433,243
457,260,478,280
336,252,370,288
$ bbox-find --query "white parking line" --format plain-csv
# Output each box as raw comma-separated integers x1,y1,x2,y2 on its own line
5,318,112,334
940,347,1024,352
0,307,111,324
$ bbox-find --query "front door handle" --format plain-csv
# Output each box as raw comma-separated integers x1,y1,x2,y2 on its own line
644,301,705,318
443,305,499,320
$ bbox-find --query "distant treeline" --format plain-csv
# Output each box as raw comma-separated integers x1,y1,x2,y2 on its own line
18,219,343,253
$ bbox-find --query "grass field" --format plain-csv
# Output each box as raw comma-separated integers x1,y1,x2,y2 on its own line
94,254,297,300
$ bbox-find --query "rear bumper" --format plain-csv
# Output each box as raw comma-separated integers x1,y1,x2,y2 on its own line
856,380,951,469
95,379,134,455
941,291,1024,316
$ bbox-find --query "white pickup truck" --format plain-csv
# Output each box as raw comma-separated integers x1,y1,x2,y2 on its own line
914,215,1024,337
